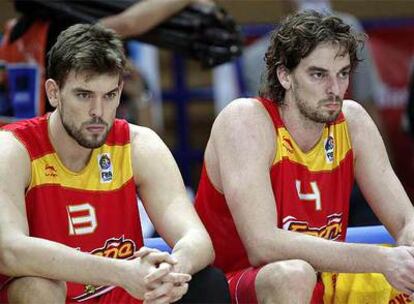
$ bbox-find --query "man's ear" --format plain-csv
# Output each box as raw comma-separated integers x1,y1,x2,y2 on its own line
276,65,291,90
45,79,60,108
118,79,124,93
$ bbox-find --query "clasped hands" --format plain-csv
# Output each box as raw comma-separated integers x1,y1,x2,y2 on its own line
135,247,191,304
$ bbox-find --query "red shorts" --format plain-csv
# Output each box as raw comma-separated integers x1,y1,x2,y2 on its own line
226,267,324,304
226,267,262,304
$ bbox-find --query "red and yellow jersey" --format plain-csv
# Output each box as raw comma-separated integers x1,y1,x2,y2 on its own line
1,115,143,301
195,97,354,273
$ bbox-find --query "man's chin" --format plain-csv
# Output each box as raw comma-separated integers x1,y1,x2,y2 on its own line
77,135,107,149
330,110,341,121
322,108,341,122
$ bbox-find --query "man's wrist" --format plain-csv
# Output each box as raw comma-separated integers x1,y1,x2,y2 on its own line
111,258,133,287
171,252,193,274
376,246,393,274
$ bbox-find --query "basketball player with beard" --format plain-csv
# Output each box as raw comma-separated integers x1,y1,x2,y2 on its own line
0,24,229,304
195,10,414,303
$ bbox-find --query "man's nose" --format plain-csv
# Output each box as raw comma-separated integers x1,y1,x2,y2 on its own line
326,76,340,98
89,99,103,118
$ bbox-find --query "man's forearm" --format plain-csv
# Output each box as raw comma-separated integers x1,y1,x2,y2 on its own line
100,0,197,38
1,236,128,287
255,228,391,274
171,229,214,275
395,215,414,246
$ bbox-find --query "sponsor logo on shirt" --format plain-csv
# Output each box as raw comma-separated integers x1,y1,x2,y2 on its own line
282,213,343,240
74,236,137,301
282,136,294,153
45,164,57,177
90,236,136,259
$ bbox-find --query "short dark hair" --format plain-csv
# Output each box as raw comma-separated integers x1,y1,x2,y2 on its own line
47,23,126,88
260,10,366,103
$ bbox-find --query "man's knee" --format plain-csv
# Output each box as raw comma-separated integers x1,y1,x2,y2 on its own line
255,260,316,302
8,276,66,303
177,266,230,303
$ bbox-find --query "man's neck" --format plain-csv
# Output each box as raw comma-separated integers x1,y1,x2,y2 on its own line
48,111,93,172
278,102,325,153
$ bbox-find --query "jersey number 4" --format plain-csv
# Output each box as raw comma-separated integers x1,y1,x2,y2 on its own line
295,180,321,211
67,203,98,235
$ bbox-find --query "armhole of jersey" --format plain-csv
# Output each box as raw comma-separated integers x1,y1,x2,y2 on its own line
127,123,134,183
338,110,354,161
254,98,279,166
6,130,33,191
203,162,225,195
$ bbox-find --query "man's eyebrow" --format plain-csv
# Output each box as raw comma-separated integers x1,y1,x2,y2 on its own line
307,66,328,72
306,65,352,73
71,86,120,94
339,64,352,72
105,87,120,94
72,87,93,93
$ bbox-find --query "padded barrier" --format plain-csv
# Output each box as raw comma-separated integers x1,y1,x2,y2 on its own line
144,225,395,253
144,237,172,253
345,225,395,244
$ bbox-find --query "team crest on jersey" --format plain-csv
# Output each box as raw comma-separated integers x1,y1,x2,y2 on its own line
97,153,113,183
324,136,334,163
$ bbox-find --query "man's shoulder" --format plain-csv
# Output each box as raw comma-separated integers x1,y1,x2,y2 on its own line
342,99,376,141
1,116,48,148
221,97,263,111
128,124,168,161
0,130,30,163
0,129,22,145
2,116,47,132
215,97,271,126
342,99,369,125
211,97,277,153
129,124,160,143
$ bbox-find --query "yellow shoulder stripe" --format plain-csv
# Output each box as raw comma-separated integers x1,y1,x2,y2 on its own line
28,144,133,191
274,121,352,172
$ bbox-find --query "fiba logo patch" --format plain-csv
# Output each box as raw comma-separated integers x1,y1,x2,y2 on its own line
324,136,334,163
97,153,113,183
99,154,111,170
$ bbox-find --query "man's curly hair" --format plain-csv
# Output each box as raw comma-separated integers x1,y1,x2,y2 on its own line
259,10,366,103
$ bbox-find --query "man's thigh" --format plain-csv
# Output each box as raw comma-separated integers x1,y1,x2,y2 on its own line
101,266,230,304
0,279,141,304
0,267,229,304
96,287,142,304
226,267,324,304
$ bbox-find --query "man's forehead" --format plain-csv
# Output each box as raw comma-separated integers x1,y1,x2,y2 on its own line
300,42,350,69
70,70,119,82
64,70,121,89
